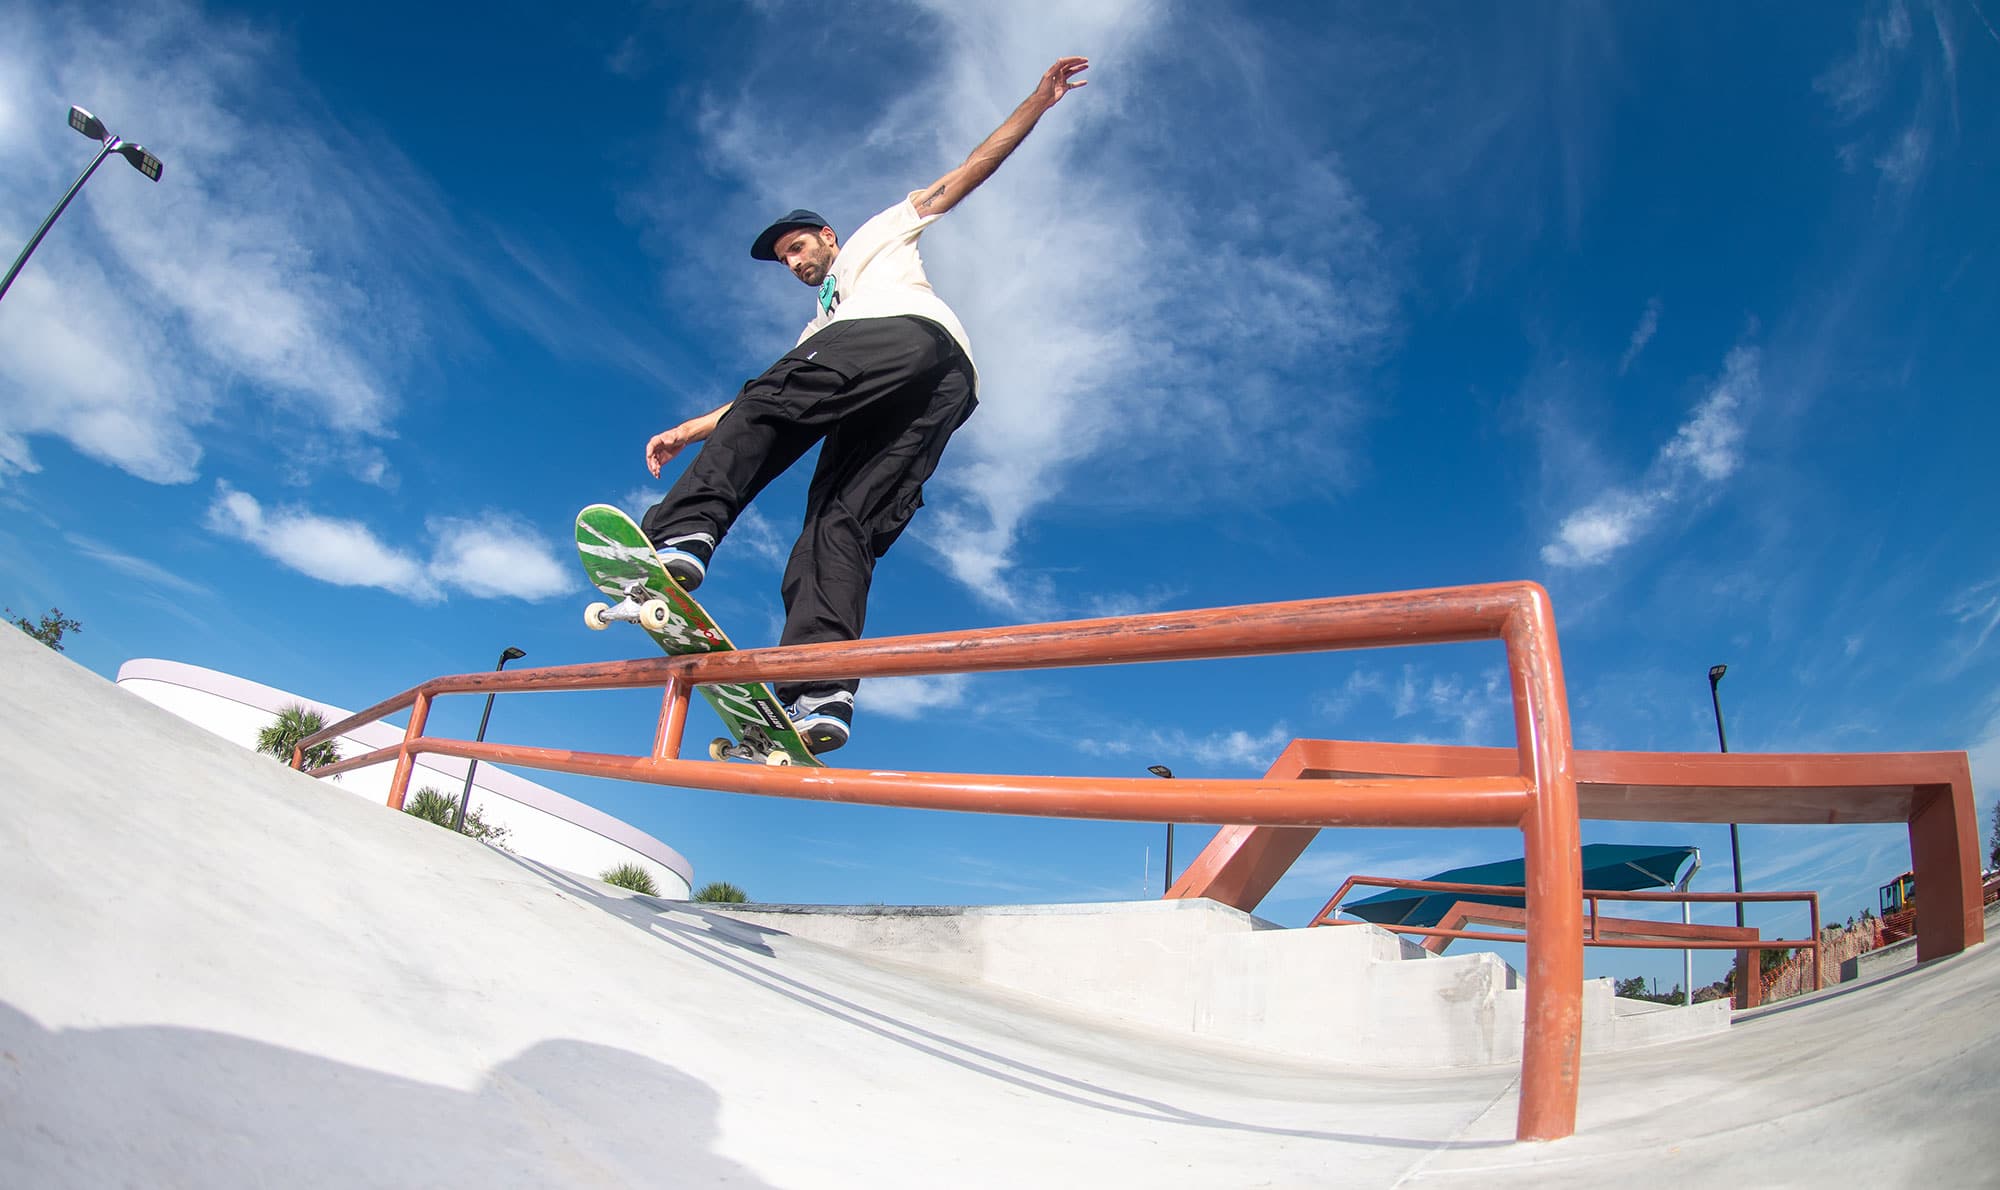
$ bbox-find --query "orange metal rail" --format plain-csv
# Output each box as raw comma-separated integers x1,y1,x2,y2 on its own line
1311,876,1824,998
1180,740,1986,968
298,581,1583,1139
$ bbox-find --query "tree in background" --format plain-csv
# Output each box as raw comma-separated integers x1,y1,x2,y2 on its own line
1612,975,1686,1005
1989,799,1999,869
8,606,82,652
693,881,748,903
601,864,659,895
402,786,513,850
256,704,341,771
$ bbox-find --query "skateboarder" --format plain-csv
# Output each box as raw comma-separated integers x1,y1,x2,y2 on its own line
638,56,1090,753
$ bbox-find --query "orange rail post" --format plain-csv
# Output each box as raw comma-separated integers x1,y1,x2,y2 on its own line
654,676,691,760
1909,754,1981,962
386,692,431,812
1506,585,1583,1142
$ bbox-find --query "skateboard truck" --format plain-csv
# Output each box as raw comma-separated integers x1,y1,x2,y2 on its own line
709,736,795,766
584,595,673,632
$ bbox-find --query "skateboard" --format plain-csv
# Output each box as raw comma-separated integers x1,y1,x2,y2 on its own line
574,503,824,767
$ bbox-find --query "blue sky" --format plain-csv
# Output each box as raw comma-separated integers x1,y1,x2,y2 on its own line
4,0,1996,994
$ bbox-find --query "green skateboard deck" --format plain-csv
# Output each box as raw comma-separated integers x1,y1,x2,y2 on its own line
574,503,824,767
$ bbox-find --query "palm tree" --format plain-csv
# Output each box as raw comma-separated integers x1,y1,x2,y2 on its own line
257,704,341,771
692,881,748,903
402,787,458,826
602,864,660,895
402,787,514,850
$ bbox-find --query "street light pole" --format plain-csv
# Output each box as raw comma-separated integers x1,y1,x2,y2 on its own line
1,106,164,305
1711,663,1756,1010
1708,664,1743,929
1149,765,1175,895
455,647,526,833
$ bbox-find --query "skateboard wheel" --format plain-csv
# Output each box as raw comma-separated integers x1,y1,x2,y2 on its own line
764,751,793,767
709,737,731,761
584,601,612,631
640,599,672,631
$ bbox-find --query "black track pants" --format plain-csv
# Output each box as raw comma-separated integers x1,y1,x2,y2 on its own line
641,316,977,704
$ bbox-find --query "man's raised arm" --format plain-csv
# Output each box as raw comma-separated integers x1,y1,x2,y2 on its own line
913,56,1090,217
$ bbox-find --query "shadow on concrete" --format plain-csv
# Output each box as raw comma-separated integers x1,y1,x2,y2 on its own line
503,853,1518,1155
0,1000,772,1187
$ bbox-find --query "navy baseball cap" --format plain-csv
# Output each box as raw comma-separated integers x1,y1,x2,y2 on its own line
751,209,834,261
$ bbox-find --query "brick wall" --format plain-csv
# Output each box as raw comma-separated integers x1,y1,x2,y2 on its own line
1761,919,1881,1003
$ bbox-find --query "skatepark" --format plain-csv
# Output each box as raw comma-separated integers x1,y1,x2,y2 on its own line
5,587,1998,1188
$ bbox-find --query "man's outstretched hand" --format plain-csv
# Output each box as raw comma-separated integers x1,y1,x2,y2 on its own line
1036,57,1090,108
645,405,729,477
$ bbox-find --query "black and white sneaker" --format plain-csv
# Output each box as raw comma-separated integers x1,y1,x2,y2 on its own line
785,690,854,754
656,532,713,592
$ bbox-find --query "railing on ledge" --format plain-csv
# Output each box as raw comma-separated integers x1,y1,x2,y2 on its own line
296,580,1586,1141
1312,876,1824,1003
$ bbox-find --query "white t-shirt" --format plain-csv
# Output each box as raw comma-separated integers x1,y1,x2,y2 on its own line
794,194,975,375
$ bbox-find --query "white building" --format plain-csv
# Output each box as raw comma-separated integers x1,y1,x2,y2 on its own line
115,658,693,899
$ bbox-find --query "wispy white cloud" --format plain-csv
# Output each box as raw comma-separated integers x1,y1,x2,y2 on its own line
62,534,209,597
1812,0,1957,199
1083,585,1183,618
1948,574,2000,658
1617,297,1662,374
726,506,792,570
0,3,404,486
206,483,436,599
425,516,571,601
1814,0,1914,119
1322,663,1511,746
630,0,1399,613
619,487,666,523
204,483,568,602
1968,0,2000,46
1315,669,1388,720
1542,345,1757,568
0,0,679,491
1873,124,1931,190
865,674,971,720
1077,723,1293,769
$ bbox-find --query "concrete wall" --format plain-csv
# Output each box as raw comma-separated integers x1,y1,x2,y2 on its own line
710,900,1732,1067
115,659,692,898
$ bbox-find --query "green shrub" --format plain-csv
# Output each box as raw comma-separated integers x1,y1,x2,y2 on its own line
403,786,513,851
8,606,82,652
693,881,747,903
602,863,659,895
404,787,457,826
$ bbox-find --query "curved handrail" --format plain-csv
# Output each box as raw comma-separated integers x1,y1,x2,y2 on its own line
296,579,1584,1140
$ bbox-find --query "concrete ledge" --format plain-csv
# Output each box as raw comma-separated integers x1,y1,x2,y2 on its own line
707,902,1732,1067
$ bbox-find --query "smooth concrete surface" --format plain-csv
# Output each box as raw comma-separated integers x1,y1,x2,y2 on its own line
4,626,1998,1187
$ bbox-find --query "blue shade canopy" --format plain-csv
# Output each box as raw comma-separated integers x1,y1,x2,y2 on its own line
1341,844,1699,929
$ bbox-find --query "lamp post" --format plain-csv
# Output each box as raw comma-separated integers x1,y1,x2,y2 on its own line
1708,665,1742,928
1712,662,1754,1009
1149,765,1175,895
455,647,526,833
1,106,164,305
